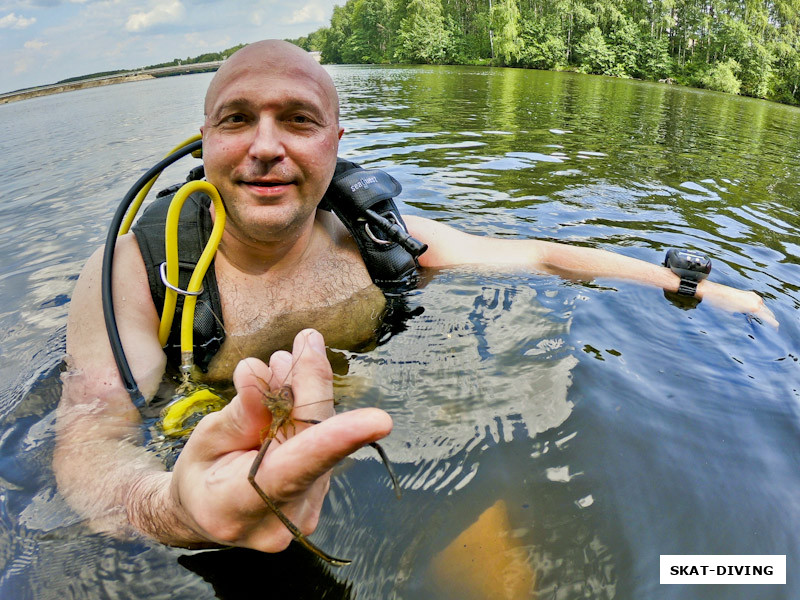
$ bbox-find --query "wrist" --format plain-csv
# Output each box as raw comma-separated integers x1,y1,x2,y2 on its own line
663,249,711,298
125,470,213,547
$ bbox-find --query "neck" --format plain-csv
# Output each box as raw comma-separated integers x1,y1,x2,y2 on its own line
216,211,319,276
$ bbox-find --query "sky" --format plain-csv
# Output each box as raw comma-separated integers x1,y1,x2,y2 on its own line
0,0,339,93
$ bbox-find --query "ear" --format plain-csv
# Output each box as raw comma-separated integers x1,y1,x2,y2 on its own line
337,127,344,140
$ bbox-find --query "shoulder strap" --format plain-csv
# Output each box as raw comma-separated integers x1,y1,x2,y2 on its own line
131,191,225,372
132,160,422,370
319,159,425,290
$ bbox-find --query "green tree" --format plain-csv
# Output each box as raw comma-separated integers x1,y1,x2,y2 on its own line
606,15,639,76
518,17,567,69
396,0,452,63
559,0,598,63
492,0,522,64
701,58,742,94
637,35,672,79
717,14,774,97
345,0,392,62
771,40,800,103
575,26,615,74
302,0,800,105
740,40,774,98
322,4,352,63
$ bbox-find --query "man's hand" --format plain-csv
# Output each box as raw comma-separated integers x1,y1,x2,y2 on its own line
698,281,779,327
168,329,393,551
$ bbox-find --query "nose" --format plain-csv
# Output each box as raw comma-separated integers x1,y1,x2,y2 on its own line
248,116,285,164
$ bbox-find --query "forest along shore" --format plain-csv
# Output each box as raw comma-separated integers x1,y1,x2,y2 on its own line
0,61,223,105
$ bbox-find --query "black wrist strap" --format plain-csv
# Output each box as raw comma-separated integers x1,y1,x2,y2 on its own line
677,278,699,296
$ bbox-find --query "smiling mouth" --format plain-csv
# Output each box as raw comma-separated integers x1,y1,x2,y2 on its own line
245,181,291,187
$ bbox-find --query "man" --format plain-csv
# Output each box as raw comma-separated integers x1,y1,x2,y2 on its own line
55,40,774,554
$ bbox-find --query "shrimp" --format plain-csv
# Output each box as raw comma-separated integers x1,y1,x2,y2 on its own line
233,331,402,566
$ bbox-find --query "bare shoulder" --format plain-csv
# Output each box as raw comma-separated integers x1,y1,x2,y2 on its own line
69,234,154,330
316,209,356,247
314,209,374,277
67,234,164,395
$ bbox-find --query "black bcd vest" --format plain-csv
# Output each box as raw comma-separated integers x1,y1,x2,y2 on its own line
132,159,423,371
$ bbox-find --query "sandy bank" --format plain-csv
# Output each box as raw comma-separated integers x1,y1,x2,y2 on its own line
0,73,156,105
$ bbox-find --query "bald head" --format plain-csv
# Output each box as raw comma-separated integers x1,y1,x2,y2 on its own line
200,39,344,246
204,40,339,121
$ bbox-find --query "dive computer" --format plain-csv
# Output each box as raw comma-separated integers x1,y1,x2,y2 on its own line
663,249,711,297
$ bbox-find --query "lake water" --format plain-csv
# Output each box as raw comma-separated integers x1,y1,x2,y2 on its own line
0,65,798,599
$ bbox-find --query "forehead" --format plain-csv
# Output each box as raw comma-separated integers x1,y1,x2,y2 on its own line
205,58,336,117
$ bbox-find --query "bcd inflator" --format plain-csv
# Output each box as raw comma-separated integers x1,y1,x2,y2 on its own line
320,159,427,288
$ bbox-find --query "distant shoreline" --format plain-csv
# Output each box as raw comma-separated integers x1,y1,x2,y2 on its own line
0,73,156,105
0,61,223,106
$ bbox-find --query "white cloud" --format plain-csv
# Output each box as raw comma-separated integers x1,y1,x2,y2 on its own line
125,0,185,32
287,1,326,25
2,0,343,92
24,39,47,49
14,55,34,75
183,31,231,51
0,12,37,29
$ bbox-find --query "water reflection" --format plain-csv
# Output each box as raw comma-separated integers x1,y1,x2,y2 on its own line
0,65,799,599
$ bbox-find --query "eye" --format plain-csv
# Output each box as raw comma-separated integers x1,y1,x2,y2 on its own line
213,111,250,128
286,110,325,127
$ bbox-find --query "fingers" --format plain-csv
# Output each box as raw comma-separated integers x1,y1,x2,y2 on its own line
755,304,779,328
260,408,393,499
187,357,274,460
171,329,395,552
267,351,293,387
187,329,332,460
292,329,334,421
266,329,328,389
231,356,283,439
733,291,779,328
749,294,779,328
289,329,335,423
699,284,779,328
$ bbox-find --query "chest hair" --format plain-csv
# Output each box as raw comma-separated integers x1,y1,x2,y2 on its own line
203,237,385,381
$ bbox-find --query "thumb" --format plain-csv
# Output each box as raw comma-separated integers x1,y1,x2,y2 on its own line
186,357,274,460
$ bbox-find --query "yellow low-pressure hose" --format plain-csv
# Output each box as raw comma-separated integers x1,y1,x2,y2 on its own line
118,133,202,236
112,135,229,436
158,181,226,372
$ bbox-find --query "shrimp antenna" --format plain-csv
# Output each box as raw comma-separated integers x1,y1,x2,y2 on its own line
196,301,401,564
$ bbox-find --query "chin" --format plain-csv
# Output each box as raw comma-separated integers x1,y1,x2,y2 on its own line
246,208,314,239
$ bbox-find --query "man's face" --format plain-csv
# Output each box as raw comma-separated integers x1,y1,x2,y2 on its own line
201,47,343,245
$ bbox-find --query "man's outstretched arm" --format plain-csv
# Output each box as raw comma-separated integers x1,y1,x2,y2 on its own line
404,215,777,326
